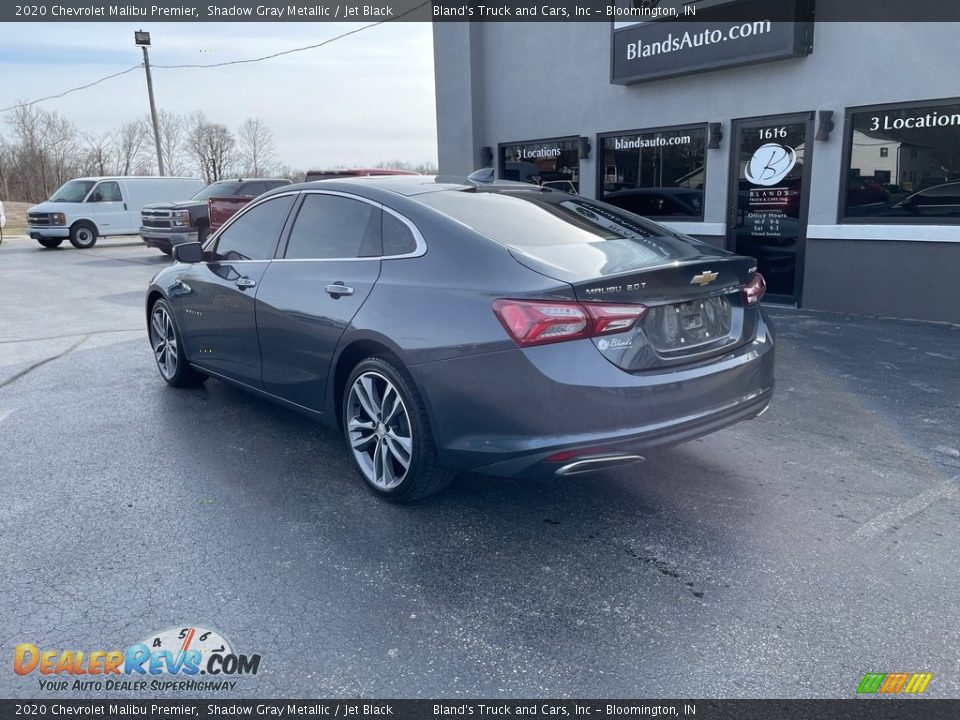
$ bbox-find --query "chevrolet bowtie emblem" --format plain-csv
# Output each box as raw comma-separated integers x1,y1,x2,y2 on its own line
691,270,719,286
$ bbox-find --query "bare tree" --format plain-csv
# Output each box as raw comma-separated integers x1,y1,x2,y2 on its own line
375,160,438,175
413,161,439,175
277,163,305,183
81,132,115,176
5,104,82,201
187,112,236,183
115,119,150,175
237,118,277,176
375,159,415,172
155,109,188,176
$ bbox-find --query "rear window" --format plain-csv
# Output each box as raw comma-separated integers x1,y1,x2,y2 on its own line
416,190,674,247
192,182,243,200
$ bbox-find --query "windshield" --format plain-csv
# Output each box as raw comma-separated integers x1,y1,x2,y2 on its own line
49,180,95,203
192,182,242,201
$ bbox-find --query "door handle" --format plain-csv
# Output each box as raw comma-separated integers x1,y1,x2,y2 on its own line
324,283,354,297
235,276,257,289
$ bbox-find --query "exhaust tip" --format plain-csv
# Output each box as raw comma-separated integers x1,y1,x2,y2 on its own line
555,454,645,477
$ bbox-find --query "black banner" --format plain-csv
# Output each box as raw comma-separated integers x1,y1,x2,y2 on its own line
3,0,960,23
611,0,813,84
1,700,959,719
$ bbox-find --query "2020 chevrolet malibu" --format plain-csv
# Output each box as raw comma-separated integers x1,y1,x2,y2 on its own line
146,175,774,502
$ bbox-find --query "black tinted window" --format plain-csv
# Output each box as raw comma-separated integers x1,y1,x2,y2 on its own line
285,194,381,259
382,212,417,255
598,126,706,219
240,182,267,197
192,182,243,200
843,100,960,222
213,195,294,261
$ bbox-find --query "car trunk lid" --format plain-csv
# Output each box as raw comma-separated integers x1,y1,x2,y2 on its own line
507,237,756,371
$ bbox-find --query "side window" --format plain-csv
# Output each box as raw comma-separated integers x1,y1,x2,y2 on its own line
285,194,381,260
240,182,267,197
212,195,295,261
89,181,122,203
382,212,418,256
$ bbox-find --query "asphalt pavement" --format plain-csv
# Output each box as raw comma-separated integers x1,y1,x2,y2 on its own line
0,235,958,699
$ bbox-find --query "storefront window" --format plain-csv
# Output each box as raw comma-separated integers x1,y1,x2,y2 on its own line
598,125,707,220
842,99,960,223
499,137,580,193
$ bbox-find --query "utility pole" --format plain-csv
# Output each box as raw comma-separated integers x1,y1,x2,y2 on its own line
135,30,165,176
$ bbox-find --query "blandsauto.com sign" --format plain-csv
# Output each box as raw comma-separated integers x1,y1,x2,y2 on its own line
611,0,814,85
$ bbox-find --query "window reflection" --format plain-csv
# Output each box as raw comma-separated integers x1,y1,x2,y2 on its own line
500,139,580,193
844,101,960,222
599,126,707,219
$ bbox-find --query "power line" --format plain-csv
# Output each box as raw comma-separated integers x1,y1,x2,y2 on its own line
153,2,432,70
0,64,142,114
0,3,432,114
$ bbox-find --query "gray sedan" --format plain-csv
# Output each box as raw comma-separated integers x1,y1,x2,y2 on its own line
146,176,774,502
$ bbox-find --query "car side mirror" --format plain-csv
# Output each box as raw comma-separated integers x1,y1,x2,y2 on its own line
173,241,204,263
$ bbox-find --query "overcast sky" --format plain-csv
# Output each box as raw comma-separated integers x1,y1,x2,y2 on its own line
0,22,438,170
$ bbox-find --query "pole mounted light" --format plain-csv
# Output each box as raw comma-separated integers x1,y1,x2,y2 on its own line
136,30,166,176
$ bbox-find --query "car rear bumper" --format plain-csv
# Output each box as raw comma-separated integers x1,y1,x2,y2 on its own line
28,226,69,240
140,228,197,251
408,313,775,478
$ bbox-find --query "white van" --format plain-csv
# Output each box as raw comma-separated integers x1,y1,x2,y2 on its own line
27,176,204,249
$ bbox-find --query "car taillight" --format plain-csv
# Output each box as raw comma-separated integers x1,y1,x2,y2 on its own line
492,299,646,347
742,273,766,305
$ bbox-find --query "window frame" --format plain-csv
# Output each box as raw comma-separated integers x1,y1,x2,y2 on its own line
838,96,960,225
87,180,123,203
595,122,709,222
497,135,581,187
206,190,299,262
274,189,427,262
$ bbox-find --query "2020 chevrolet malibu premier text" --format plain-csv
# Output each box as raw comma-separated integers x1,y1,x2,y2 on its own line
145,176,774,502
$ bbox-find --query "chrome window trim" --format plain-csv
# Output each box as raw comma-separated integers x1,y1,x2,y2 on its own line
273,189,427,262
207,188,428,262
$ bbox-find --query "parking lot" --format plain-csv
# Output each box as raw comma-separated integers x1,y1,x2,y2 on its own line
0,235,958,699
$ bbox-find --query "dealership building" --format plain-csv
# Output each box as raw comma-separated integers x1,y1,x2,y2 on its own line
432,1,960,322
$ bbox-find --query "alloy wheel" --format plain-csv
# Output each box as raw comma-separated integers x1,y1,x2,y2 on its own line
150,305,178,380
346,371,413,490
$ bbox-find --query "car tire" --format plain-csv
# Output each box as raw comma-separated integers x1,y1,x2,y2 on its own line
343,356,455,502
149,298,207,388
159,247,172,256
69,223,97,249
37,238,64,249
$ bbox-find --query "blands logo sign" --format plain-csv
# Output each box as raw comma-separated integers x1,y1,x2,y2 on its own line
856,672,933,695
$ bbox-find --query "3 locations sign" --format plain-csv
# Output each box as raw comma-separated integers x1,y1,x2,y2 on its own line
611,0,815,85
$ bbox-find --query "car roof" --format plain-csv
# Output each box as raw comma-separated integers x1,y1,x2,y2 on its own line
288,175,474,197
211,177,291,183
68,176,200,182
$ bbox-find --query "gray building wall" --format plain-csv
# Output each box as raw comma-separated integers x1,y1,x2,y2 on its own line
434,19,960,323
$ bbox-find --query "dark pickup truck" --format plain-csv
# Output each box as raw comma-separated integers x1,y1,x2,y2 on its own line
140,178,291,254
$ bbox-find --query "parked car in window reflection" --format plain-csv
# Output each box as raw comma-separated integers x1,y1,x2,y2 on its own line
602,188,703,218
